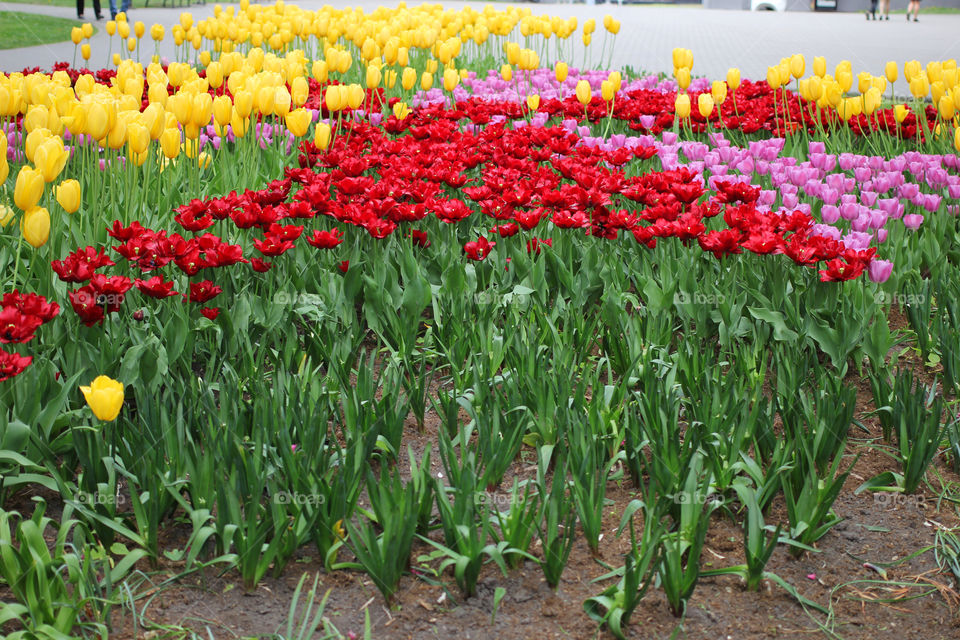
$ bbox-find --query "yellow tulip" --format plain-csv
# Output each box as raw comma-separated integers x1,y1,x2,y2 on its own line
234,90,253,118
885,61,898,84
402,67,417,91
711,80,727,105
392,101,410,120
675,67,691,91
0,203,14,227
81,44,91,61
812,56,826,78
314,122,331,149
56,179,81,214
675,93,691,119
291,76,309,106
134,21,145,39
312,60,329,83
127,37,137,53
80,376,125,422
555,61,568,83
213,95,232,127
939,95,956,121
273,87,292,117
127,122,150,155
206,61,223,88
726,68,741,91
789,54,804,79
526,94,540,111
230,109,249,138
285,108,311,137
71,27,83,45
955,127,960,153
698,93,714,119
500,64,512,82
575,79,591,106
21,206,50,248
766,66,781,90
443,68,458,92
836,70,853,93
420,71,433,91
150,23,165,42
160,127,181,159
601,80,614,102
606,18,620,35
106,20,117,36
0,157,7,185
14,166,44,211
863,87,882,116
894,104,909,123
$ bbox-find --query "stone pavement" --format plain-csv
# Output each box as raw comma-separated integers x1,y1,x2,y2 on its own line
1,0,958,96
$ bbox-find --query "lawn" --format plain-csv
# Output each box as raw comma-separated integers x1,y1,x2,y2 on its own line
0,11,86,49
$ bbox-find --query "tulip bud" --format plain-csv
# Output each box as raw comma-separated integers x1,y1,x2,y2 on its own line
0,203,14,227
134,21,145,39
151,23,164,42
894,104,909,123
81,44,91,61
675,93,691,119
698,93,714,119
21,206,50,248
766,66,781,90
790,54,805,79
836,71,853,93
955,127,960,153
213,95,232,127
500,64,512,82
106,20,117,36
230,109,248,138
526,94,540,111
56,179,81,213
273,87,292,117
71,27,83,45
402,67,417,91
726,68,741,90
675,67,691,91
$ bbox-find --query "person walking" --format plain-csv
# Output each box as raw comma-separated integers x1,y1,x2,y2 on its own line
865,0,878,19
77,0,103,20
109,0,132,20
878,0,890,19
907,0,920,21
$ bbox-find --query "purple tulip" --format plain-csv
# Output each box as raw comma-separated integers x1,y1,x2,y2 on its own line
902,213,924,230
821,204,840,223
868,259,893,283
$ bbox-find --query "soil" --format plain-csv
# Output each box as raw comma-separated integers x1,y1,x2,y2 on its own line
103,374,960,640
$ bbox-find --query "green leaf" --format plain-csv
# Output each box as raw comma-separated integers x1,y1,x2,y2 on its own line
748,307,799,342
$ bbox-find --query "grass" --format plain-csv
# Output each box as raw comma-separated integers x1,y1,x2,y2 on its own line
0,12,90,50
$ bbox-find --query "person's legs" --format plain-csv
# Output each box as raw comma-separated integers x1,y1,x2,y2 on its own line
880,0,889,18
92,0,102,18
109,0,117,19
77,0,84,18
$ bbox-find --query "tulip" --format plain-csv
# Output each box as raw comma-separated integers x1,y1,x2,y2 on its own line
789,54,804,79
56,179,81,213
160,127,181,159
766,66,781,91
234,90,253,118
500,64,512,82
601,80,615,102
885,61,898,84
14,166,44,211
675,93,691,119
71,27,83,45
80,376,125,421
863,87,882,116
285,108,311,137
0,157,7,185
392,101,410,120
443,68,459,92
347,84,364,110
675,67,691,91
127,122,150,155
555,61,568,83
21,206,50,248
955,127,960,153
697,93,714,119
314,122,331,149
575,80,591,106
230,109,249,138
150,23,164,41
324,85,342,112
526,94,540,111
106,20,116,36
367,65,383,90
726,68,741,91
939,95,956,121
213,95,232,127
402,67,417,91
420,71,433,91
81,44,91,61
312,60,328,83
711,80,727,105
0,204,14,227
273,87,292,118
813,56,826,78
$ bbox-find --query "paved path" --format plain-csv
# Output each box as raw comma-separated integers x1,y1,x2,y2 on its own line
1,1,957,95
